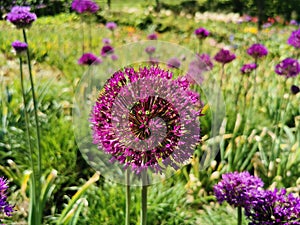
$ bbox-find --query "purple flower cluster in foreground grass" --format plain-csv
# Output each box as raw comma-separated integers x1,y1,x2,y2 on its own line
6,6,37,29
275,58,300,78
287,28,300,48
71,0,99,14
214,48,236,65
90,66,202,173
194,27,210,39
12,40,28,55
247,43,268,59
213,171,264,208
78,53,102,65
240,63,257,74
214,171,300,224
0,177,13,221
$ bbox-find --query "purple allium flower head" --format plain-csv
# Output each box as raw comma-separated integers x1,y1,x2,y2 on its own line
145,46,156,55
240,63,258,74
194,27,210,39
0,177,14,218
12,40,28,55
247,43,268,59
101,45,114,57
105,22,117,31
102,38,111,45
290,20,298,26
111,54,118,61
90,66,202,173
6,6,37,29
214,48,236,64
78,53,102,65
291,85,300,95
71,0,99,14
147,33,158,40
167,57,181,69
213,171,264,208
287,29,300,49
245,188,300,225
275,58,300,78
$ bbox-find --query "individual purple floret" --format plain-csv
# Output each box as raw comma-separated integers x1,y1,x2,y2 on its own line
194,27,210,39
213,171,264,208
145,46,156,55
214,48,236,64
167,57,181,69
245,188,300,225
287,29,300,49
275,58,300,78
71,0,99,14
101,45,114,57
12,40,28,55
291,85,300,95
105,22,117,31
240,63,257,74
147,33,158,40
0,177,13,220
247,43,268,59
90,66,202,173
78,53,102,65
6,6,37,29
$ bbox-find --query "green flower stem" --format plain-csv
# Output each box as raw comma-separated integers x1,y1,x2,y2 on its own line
19,58,38,223
141,171,148,225
22,28,42,225
125,169,130,225
237,206,242,225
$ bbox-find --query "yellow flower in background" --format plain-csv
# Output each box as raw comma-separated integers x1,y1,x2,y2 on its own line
244,26,258,34
126,26,135,34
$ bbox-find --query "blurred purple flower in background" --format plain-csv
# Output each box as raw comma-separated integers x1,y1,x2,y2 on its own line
12,40,28,55
6,6,37,29
213,171,264,208
101,45,114,57
147,33,158,40
145,46,156,55
105,22,117,31
289,20,298,26
240,63,257,74
111,54,118,61
0,177,13,220
102,38,111,45
287,28,300,48
71,0,99,14
214,48,236,64
247,43,268,59
186,53,213,83
275,58,300,78
78,52,102,65
245,188,300,225
291,85,300,95
194,27,210,39
167,57,181,69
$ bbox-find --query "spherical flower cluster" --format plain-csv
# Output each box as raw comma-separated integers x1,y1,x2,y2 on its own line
287,29,300,48
105,22,117,31
275,58,300,78
6,6,37,29
245,188,300,225
71,0,99,14
11,40,28,55
0,177,13,220
145,46,156,55
167,57,181,69
213,171,264,208
186,53,213,83
198,53,214,71
102,38,111,45
90,66,202,173
247,43,268,59
101,45,114,57
214,48,236,65
78,53,102,65
147,33,158,40
240,63,257,74
194,27,210,39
